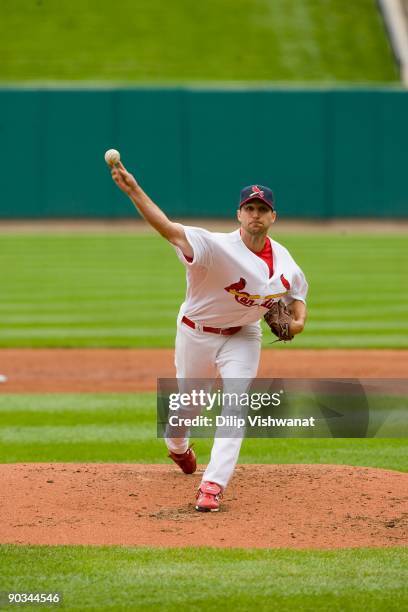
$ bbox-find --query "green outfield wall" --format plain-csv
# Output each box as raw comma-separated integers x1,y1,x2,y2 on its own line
0,87,407,218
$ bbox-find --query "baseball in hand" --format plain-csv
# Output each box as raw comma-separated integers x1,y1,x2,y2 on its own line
104,148,121,167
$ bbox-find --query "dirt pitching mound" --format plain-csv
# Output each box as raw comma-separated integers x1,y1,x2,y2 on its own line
1,463,407,549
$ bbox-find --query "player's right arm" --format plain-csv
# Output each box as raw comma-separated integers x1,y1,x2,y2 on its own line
111,162,193,258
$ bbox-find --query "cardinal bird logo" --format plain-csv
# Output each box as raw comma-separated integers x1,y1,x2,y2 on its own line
224,277,256,307
280,274,290,290
224,277,247,293
250,185,264,198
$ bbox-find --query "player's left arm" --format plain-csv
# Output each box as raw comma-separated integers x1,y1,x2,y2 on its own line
288,299,307,336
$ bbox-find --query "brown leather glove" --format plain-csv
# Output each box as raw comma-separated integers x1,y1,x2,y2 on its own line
264,300,294,342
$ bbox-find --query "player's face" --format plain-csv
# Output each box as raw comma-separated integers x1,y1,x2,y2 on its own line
237,200,276,235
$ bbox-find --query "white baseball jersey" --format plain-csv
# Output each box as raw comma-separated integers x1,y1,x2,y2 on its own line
173,226,308,328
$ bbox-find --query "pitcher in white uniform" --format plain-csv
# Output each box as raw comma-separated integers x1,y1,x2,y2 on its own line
110,164,308,512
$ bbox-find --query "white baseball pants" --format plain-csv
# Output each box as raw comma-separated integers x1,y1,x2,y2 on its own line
165,319,262,489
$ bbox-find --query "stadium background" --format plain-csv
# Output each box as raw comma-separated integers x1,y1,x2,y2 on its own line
0,1,407,610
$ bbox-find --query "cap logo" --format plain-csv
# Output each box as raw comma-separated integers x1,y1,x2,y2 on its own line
250,185,264,198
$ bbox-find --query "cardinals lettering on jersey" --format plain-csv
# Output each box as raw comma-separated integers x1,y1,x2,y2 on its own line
224,277,289,309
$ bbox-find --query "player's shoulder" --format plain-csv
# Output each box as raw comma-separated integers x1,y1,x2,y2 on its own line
184,225,239,242
183,225,212,237
181,225,215,248
211,228,241,242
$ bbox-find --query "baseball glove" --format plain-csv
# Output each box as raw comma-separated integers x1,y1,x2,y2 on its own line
264,300,294,342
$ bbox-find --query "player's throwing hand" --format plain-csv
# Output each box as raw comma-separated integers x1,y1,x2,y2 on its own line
111,162,138,196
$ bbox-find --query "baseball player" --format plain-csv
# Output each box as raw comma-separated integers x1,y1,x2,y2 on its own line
110,163,308,512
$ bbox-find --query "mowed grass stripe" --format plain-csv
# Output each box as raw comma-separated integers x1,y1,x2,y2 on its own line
1,298,406,312
0,425,153,443
0,394,406,471
0,328,177,338
0,546,407,611
282,336,408,349
4,318,405,329
0,314,177,325
1,233,407,348
0,332,403,347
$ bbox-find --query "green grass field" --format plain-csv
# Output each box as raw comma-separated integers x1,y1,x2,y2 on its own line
1,232,407,348
0,393,407,611
1,546,406,611
0,0,397,82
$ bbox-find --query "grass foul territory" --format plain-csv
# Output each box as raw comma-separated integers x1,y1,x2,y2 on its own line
0,0,397,82
1,233,407,349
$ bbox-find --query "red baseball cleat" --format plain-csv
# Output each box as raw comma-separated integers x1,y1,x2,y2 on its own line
168,445,197,474
195,481,223,512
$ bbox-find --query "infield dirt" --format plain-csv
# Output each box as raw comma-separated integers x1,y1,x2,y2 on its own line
0,348,407,393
